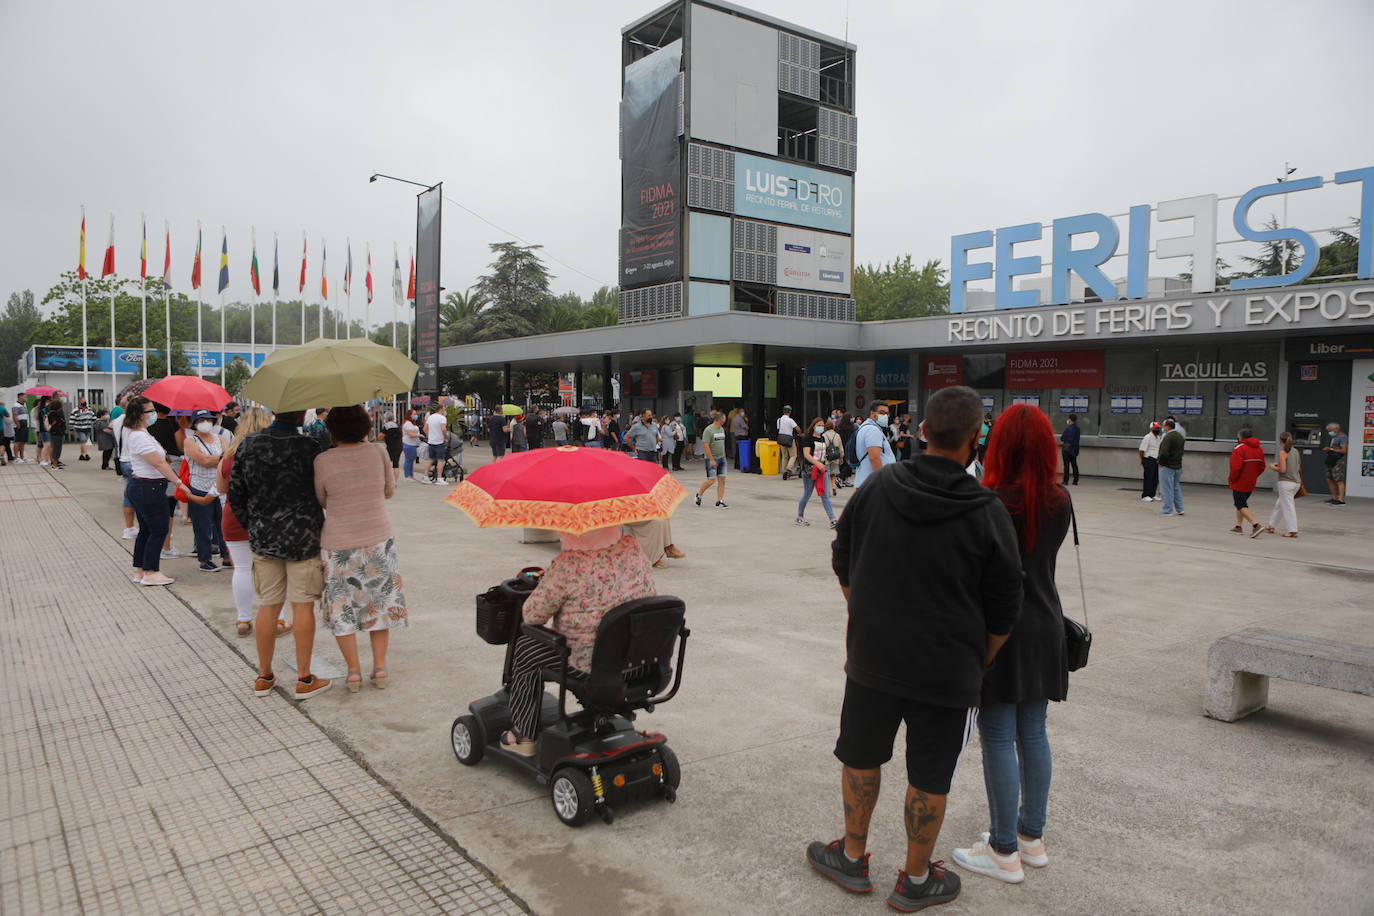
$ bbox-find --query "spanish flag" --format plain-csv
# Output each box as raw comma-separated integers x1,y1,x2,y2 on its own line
218,230,229,294
78,207,86,280
250,228,261,296
191,222,202,290
162,222,171,288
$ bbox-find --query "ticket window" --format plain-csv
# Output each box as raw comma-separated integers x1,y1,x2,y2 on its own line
1286,359,1351,489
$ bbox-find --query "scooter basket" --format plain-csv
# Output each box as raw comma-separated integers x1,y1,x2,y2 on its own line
475,568,543,645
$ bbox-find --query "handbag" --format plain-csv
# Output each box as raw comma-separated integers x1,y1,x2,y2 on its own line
1064,500,1092,672
174,456,191,503
1295,481,1307,499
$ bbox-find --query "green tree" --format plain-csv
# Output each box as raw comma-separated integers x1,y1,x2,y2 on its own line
144,340,192,378
473,243,553,341
0,290,41,386
215,357,252,396
852,256,949,321
438,287,488,347
1236,215,1301,279
1313,220,1361,279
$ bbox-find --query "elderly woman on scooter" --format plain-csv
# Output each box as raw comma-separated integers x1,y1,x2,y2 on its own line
501,525,657,755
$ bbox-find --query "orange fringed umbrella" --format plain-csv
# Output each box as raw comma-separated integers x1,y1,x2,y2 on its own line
445,446,686,535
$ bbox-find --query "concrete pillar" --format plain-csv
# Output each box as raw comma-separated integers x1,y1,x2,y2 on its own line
574,369,583,408
603,354,613,408
749,344,765,472
502,362,512,403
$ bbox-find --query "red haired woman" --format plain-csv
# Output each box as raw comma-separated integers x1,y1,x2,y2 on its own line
952,404,1072,885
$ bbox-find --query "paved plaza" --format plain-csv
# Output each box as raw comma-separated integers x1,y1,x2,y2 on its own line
8,452,1374,915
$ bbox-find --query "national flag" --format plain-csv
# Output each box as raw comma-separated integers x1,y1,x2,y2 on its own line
365,244,373,304
343,239,352,297
406,248,415,301
101,214,115,278
162,222,171,288
249,229,261,296
392,243,403,305
140,215,148,279
78,207,87,280
298,231,307,293
272,233,279,294
321,238,328,299
191,222,202,290
217,229,229,294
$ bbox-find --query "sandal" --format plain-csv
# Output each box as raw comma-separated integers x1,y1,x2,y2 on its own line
652,559,668,569
370,668,388,690
236,621,252,638
275,620,293,637
1282,532,1298,538
346,670,363,694
500,729,536,757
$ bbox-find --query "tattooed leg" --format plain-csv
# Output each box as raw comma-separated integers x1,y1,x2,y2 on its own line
842,766,881,859
902,786,947,876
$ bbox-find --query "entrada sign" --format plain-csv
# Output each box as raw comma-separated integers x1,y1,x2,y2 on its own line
951,166,1374,312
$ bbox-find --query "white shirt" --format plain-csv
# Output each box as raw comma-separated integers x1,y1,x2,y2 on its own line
128,429,167,479
776,414,799,438
1138,431,1163,459
1172,421,1187,439
184,432,223,491
111,414,130,462
425,413,447,445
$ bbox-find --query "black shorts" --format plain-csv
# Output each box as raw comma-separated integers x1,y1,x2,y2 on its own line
834,677,976,795
1231,489,1251,509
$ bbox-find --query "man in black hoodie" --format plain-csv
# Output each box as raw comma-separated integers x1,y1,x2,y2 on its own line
808,385,1023,912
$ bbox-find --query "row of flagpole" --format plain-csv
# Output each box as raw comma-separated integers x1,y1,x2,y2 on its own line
76,207,417,402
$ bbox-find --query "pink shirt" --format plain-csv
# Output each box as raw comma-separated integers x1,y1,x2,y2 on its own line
313,444,395,551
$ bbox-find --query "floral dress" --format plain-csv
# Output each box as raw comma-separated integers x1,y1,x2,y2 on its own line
321,539,408,636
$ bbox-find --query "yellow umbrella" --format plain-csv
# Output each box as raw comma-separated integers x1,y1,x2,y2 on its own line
239,338,418,412
500,404,523,416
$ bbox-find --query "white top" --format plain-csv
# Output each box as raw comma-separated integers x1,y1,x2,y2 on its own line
111,414,131,462
184,432,223,491
425,413,446,445
1173,421,1187,439
1138,431,1162,459
776,414,799,438
128,429,167,479
583,416,602,436
402,420,421,446
13,403,27,423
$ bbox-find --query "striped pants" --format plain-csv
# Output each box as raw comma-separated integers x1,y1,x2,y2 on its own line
508,636,565,739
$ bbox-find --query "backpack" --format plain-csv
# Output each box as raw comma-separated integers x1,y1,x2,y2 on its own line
844,424,862,466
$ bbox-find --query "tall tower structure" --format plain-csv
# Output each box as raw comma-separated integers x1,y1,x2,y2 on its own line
618,1,857,324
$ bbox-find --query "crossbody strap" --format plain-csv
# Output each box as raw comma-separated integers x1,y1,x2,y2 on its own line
1069,497,1087,625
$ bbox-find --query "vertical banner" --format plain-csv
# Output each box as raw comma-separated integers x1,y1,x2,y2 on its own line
619,39,682,289
414,183,442,392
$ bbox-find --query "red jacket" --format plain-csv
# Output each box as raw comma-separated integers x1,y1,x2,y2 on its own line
1228,437,1266,492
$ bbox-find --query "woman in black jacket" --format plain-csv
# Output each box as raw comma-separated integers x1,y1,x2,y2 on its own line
952,403,1071,885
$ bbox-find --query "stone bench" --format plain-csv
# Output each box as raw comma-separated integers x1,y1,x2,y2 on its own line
1204,627,1374,722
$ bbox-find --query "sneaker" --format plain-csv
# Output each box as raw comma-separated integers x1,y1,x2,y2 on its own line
886,862,961,912
199,562,219,572
1141,496,1151,502
161,548,186,560
294,675,331,700
39,461,50,467
254,673,276,697
715,500,728,508
805,839,872,894
829,519,839,529
1333,499,1346,506
1017,834,1048,868
694,493,702,507
795,517,810,527
121,527,138,539
1177,512,1185,516
951,836,1024,883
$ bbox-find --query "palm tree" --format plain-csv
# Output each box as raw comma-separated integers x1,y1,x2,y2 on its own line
439,288,489,346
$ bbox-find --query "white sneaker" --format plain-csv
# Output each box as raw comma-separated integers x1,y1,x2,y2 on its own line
121,527,138,539
40,461,50,467
1141,496,1152,502
161,548,186,560
951,836,1024,884
1017,834,1048,868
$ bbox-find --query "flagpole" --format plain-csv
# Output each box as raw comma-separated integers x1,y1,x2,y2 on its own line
220,288,226,379
195,221,203,378
81,274,89,401
271,232,278,356
250,228,257,376
110,280,117,399
163,283,171,377
140,213,148,379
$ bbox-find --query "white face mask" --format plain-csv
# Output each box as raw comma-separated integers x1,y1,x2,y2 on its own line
195,421,214,433
144,410,158,424
814,426,825,436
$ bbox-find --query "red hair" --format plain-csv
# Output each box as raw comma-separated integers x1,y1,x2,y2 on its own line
981,404,1066,552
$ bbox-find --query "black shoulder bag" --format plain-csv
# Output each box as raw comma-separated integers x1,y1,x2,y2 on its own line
1064,500,1092,671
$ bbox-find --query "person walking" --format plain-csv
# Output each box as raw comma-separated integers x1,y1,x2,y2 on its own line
795,417,837,528
823,420,844,497
809,386,1022,912
123,396,191,587
776,406,799,480
380,412,403,484
183,409,229,572
34,395,51,466
509,414,528,453
226,407,330,700
216,407,288,637
1229,427,1267,536
46,397,68,469
1137,421,1162,502
1157,419,1185,516
1322,422,1348,505
670,414,686,470
731,408,749,470
70,400,96,461
950,403,1071,887
314,405,408,693
853,400,895,489
603,410,622,451
694,411,728,508
526,409,545,450
1262,432,1303,538
423,404,448,482
400,410,421,481
1059,414,1081,485
627,410,660,462
486,409,509,460
93,408,115,469
552,413,569,447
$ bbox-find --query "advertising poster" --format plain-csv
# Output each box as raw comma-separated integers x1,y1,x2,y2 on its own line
32,346,265,373
775,226,851,294
920,355,963,390
620,40,682,288
1005,350,1105,389
1351,361,1374,496
735,152,853,233
414,184,442,393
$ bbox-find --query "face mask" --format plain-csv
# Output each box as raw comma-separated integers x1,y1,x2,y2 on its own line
814,426,825,436
195,421,213,433
144,410,158,424
876,414,889,428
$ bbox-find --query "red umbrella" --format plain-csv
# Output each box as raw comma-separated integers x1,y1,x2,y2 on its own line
143,375,232,412
445,446,686,534
24,385,62,396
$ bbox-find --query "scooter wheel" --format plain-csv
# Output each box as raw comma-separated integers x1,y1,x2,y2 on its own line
549,768,595,827
598,805,615,826
451,716,484,766
658,744,682,794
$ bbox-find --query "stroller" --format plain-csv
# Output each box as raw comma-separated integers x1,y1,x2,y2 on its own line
439,430,465,483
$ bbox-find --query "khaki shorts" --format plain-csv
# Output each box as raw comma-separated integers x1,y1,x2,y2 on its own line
251,554,323,606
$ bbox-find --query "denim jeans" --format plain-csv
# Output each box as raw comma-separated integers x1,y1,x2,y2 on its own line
797,467,834,521
402,443,417,478
1159,466,1184,515
188,487,227,563
128,478,170,571
978,700,1051,855
120,460,133,508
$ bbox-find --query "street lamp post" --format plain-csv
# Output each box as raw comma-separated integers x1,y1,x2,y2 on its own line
370,171,442,392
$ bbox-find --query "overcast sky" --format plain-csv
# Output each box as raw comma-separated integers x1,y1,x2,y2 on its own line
1,0,1371,318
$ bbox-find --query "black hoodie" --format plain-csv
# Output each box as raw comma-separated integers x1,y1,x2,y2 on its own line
832,455,1023,707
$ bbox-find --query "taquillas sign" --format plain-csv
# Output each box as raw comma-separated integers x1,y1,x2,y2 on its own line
1160,361,1268,381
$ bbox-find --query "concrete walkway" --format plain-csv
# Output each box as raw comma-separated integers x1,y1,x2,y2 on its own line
0,464,524,914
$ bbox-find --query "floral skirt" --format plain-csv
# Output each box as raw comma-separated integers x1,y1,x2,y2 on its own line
321,537,408,637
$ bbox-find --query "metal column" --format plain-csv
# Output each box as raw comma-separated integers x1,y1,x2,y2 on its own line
503,362,512,403
602,354,614,408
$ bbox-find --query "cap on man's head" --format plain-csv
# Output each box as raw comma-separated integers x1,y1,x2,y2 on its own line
1151,421,1162,430
191,409,215,423
782,405,792,414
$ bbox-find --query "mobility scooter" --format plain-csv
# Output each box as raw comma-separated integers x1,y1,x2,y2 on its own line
451,569,690,826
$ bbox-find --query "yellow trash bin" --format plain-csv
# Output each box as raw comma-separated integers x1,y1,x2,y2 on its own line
756,438,780,476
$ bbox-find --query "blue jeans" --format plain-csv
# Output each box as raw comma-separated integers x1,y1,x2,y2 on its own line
402,443,417,478
128,478,171,571
120,460,133,508
797,466,834,521
1159,466,1184,515
188,487,227,563
978,700,1051,855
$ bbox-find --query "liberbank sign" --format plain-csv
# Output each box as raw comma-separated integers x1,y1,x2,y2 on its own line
949,166,1374,312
